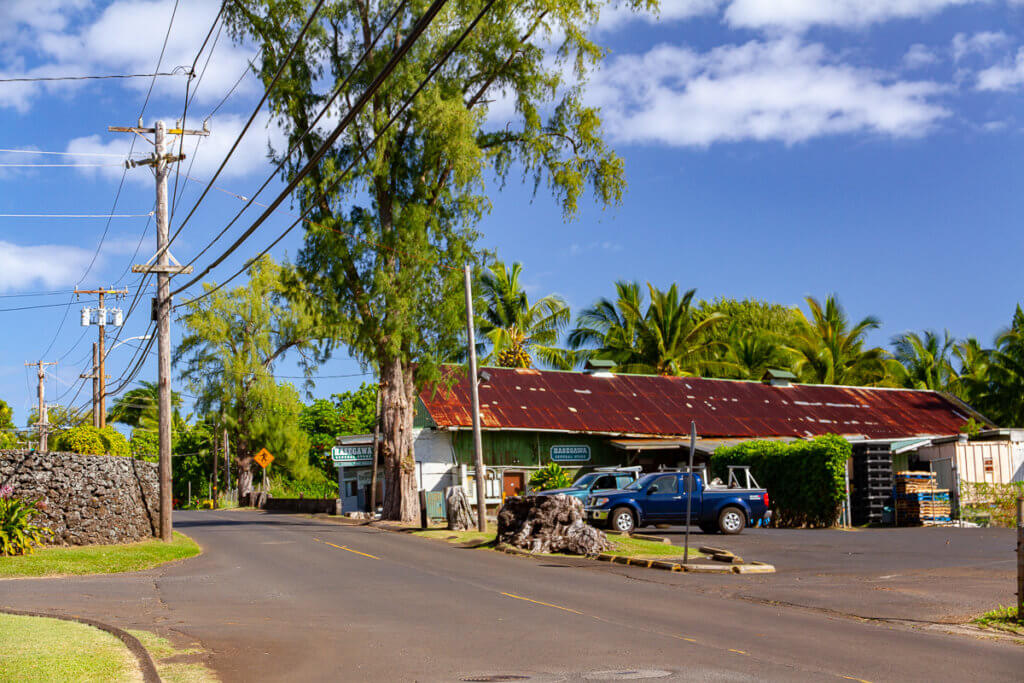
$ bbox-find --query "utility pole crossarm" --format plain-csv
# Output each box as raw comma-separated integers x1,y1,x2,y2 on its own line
131,264,194,274
25,361,57,451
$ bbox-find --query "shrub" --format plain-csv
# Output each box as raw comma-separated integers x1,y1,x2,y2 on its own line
711,435,850,528
0,485,51,556
130,429,158,461
961,482,1024,527
54,426,106,455
99,427,130,457
529,463,573,491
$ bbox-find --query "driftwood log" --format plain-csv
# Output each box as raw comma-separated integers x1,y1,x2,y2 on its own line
497,494,611,555
445,486,474,531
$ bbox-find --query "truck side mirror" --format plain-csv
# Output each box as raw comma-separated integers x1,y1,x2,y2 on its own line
647,485,658,495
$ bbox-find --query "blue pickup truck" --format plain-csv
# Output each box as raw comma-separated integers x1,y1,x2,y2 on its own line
584,470,770,535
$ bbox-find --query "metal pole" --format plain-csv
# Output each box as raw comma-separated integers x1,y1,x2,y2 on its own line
464,264,487,532
223,427,230,500
155,120,173,542
844,459,852,529
683,421,696,564
212,427,219,509
1017,496,1023,622
370,387,381,514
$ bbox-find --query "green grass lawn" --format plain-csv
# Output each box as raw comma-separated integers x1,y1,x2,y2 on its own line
411,529,708,560
0,532,200,579
129,630,217,683
0,613,140,682
973,606,1023,635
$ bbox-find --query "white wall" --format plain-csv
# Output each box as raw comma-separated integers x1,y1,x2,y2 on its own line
918,441,1024,486
412,428,460,493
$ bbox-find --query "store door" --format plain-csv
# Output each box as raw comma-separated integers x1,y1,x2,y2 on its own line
503,471,525,499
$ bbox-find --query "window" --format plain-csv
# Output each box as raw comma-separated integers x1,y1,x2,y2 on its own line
615,475,633,489
648,475,677,494
346,480,358,497
593,475,617,490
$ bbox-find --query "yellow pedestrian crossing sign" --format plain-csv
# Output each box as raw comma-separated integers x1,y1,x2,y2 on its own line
254,448,274,469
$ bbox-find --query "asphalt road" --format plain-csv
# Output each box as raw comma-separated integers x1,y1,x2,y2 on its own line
1,511,1021,682
652,525,1018,622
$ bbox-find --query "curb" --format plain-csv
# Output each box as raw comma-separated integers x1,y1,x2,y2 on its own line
0,607,161,683
493,543,774,575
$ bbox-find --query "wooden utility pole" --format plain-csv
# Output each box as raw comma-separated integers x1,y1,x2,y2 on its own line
1017,496,1023,622
223,427,230,501
26,361,57,451
463,263,487,532
117,118,206,542
80,343,99,427
76,287,127,427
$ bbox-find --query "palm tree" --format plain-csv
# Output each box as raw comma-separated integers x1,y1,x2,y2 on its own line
890,330,957,391
569,282,727,376
721,323,793,380
477,261,574,369
789,295,887,385
107,381,182,429
967,306,1024,427
952,337,991,402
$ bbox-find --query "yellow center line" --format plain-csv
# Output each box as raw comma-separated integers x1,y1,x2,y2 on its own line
842,677,873,683
314,537,380,560
500,592,583,614
728,649,748,655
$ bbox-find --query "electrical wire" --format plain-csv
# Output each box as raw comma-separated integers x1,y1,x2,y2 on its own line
0,70,187,83
139,0,182,118
171,0,450,296
167,0,409,277
0,299,99,313
176,0,496,305
0,212,153,218
0,162,125,168
0,149,135,158
158,0,329,265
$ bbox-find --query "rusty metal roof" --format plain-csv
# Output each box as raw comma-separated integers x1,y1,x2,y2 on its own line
419,366,983,440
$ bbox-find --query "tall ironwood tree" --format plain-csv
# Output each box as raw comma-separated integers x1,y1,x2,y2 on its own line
224,0,639,519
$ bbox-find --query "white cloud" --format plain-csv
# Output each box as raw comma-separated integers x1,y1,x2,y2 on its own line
569,241,623,255
0,241,95,292
597,0,722,31
0,0,256,112
587,38,949,147
66,111,285,185
977,48,1024,90
952,31,1010,61
724,0,984,31
903,44,940,69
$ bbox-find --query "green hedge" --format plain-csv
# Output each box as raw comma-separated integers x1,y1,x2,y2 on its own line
55,426,130,457
711,435,850,528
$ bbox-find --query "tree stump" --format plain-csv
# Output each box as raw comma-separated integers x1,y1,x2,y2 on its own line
446,486,474,531
497,494,610,555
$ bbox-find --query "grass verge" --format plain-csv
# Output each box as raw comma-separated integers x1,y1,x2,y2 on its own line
129,630,218,683
973,606,1023,635
0,613,140,682
411,529,709,560
0,532,200,579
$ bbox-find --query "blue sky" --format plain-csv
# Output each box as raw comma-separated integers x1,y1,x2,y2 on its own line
1,0,1023,427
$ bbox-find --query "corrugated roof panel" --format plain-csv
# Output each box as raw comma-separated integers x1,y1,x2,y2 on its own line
420,367,981,439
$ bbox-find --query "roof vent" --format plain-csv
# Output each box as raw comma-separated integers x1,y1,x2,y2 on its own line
762,368,797,387
585,358,616,378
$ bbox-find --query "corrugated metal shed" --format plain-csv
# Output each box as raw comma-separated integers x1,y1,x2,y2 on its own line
419,366,983,440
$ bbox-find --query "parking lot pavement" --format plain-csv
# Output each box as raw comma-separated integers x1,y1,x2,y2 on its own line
645,525,1018,623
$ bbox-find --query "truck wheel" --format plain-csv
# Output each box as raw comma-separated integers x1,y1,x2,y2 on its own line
718,507,746,535
610,507,636,534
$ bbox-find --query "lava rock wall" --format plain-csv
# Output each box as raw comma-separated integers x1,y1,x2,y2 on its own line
0,450,159,545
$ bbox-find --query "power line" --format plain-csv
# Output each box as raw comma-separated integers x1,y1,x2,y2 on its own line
169,0,410,276
176,0,495,305
0,212,153,218
0,70,188,83
0,149,136,158
159,0,329,265
139,0,181,118
0,162,125,168
172,0,449,296
0,299,99,313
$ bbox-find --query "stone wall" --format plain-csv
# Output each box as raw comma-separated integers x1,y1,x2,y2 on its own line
262,497,340,515
0,450,159,546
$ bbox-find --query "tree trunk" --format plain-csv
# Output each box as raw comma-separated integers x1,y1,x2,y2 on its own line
237,458,254,505
380,356,419,521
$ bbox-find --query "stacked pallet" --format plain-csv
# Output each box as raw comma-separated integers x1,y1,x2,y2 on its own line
894,472,951,525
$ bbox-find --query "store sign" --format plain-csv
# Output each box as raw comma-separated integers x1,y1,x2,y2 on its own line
331,445,373,465
550,445,591,462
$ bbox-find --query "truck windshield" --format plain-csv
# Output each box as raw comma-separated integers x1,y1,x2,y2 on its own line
571,473,600,489
623,475,655,491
